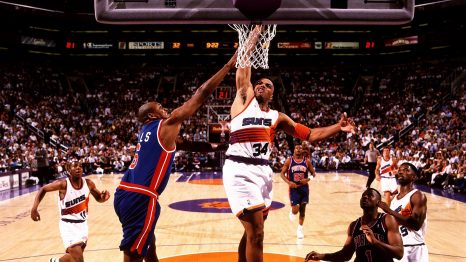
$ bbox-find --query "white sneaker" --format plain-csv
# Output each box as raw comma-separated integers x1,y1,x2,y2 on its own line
297,227,304,239
289,211,296,221
49,258,59,262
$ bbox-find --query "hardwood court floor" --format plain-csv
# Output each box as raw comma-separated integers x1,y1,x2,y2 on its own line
0,171,465,262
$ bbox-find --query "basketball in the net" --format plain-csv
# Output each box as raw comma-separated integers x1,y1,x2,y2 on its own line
233,0,282,20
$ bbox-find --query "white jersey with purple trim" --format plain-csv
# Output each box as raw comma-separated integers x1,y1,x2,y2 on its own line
59,178,90,221
226,98,279,160
379,157,395,178
390,189,427,245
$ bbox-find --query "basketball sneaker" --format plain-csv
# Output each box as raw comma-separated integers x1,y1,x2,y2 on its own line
289,211,296,221
297,225,304,239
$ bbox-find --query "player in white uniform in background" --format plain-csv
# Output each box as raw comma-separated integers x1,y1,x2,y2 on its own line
223,25,356,262
31,160,110,262
378,162,428,262
376,147,398,205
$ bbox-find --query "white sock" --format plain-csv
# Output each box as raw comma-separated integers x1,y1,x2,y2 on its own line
298,225,303,230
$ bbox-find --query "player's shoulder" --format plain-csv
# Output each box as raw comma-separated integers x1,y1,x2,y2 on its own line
410,189,427,203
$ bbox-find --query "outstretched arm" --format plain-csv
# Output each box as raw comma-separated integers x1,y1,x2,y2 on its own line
160,53,237,149
176,136,228,152
277,112,356,143
305,222,356,261
86,179,110,203
166,53,237,126
31,180,66,221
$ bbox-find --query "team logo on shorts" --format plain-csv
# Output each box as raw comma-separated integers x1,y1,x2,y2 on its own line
169,198,285,213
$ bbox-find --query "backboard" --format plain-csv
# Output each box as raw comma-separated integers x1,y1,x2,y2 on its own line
95,0,414,25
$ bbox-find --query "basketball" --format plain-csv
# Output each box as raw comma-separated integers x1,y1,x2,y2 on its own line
233,0,282,20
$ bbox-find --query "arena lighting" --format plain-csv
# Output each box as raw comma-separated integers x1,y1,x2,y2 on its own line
0,0,63,13
29,26,61,32
415,0,452,7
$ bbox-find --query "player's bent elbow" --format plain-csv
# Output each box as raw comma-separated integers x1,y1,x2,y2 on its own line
394,248,404,260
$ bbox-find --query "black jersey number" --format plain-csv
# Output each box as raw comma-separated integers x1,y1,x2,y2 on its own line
400,226,409,237
252,143,269,157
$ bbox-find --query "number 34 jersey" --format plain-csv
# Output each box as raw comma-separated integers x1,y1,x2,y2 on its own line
226,98,279,160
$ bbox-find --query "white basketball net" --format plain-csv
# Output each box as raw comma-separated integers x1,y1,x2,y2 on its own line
229,24,277,69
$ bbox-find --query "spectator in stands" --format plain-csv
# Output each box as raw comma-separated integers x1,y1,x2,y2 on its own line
35,143,50,186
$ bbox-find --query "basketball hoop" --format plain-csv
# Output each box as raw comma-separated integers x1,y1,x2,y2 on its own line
229,24,277,69
219,120,229,143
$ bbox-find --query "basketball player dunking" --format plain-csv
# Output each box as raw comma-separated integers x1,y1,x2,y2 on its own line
223,26,356,262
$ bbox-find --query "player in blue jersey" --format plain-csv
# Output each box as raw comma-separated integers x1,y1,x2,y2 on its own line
114,52,237,262
280,144,316,239
305,188,403,262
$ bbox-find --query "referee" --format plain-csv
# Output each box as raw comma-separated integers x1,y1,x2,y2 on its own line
364,142,380,188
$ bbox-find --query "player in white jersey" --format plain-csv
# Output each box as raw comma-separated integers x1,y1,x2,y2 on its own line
376,147,398,205
31,160,110,262
223,25,356,262
378,162,428,262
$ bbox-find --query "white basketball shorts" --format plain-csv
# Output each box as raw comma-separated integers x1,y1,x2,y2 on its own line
395,244,429,262
59,220,89,249
381,176,398,193
223,159,273,217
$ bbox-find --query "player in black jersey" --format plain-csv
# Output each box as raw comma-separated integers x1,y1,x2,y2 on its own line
305,188,403,262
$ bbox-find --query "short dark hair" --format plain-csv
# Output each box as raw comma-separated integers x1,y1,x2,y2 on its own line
365,188,382,200
400,162,420,177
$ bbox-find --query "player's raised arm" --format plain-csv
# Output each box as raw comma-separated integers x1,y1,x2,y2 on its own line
166,53,237,126
231,25,262,117
276,112,356,143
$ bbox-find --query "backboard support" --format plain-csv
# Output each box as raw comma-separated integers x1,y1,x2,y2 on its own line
95,0,414,25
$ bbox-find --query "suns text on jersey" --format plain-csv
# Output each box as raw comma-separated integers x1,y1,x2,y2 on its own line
242,117,272,127
65,194,86,207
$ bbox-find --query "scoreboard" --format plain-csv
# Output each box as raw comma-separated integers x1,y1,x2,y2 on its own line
204,42,238,49
215,86,231,100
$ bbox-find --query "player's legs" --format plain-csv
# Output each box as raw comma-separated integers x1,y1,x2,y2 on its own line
124,250,144,262
238,231,247,262
66,245,84,262
366,163,376,188
123,240,159,262
50,253,76,262
144,237,159,262
298,204,306,226
381,177,397,204
239,210,264,262
289,188,300,221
